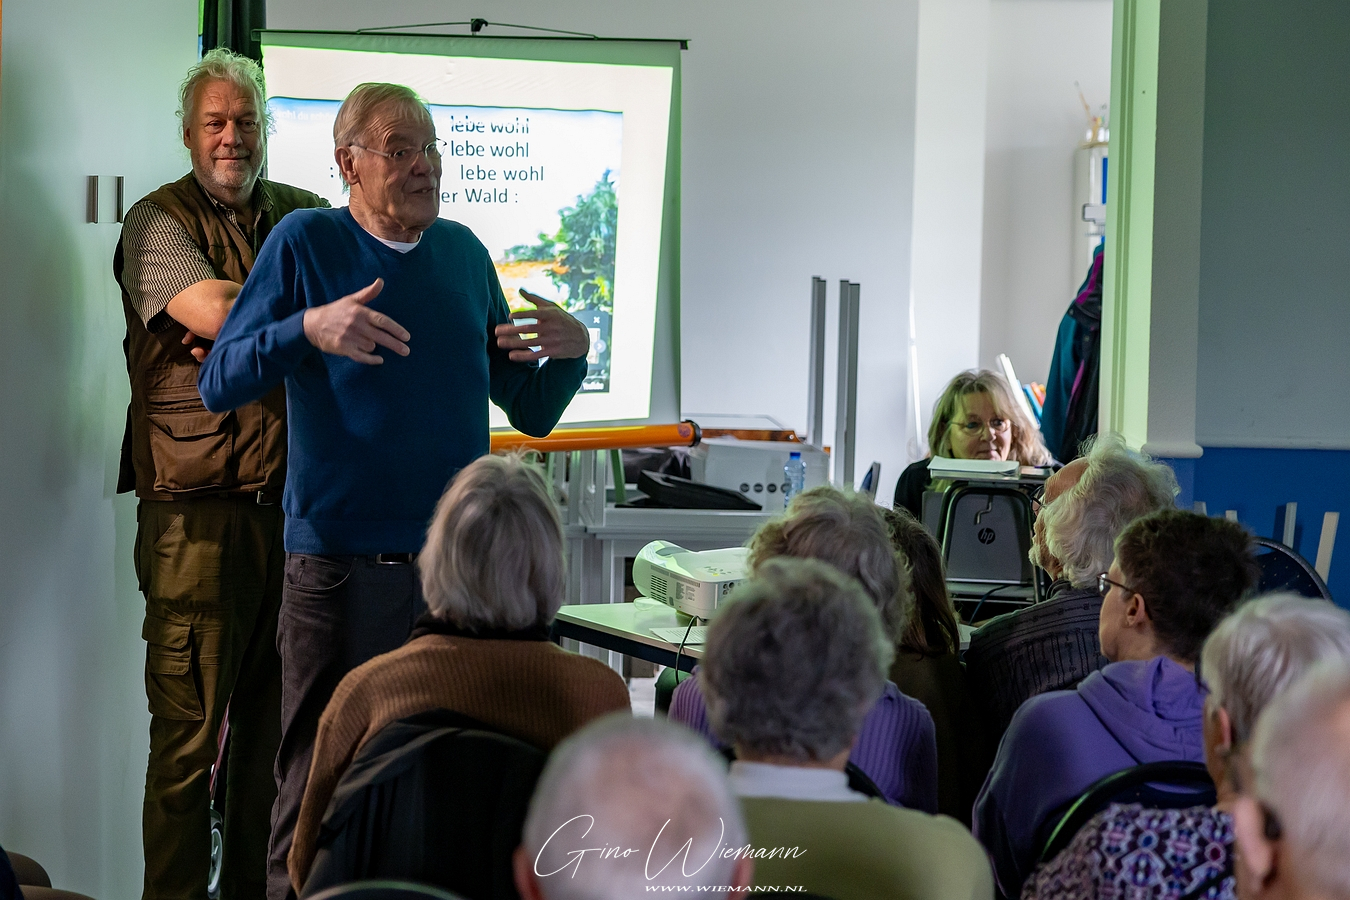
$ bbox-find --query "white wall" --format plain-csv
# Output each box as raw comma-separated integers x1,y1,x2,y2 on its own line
979,0,1113,385
265,0,924,492
0,0,197,895
908,0,990,457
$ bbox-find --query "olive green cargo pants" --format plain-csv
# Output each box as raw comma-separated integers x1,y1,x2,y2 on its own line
137,497,284,900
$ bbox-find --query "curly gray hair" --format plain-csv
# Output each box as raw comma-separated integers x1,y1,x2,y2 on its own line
178,48,270,136
747,485,911,643
419,453,565,632
702,558,894,763
1201,593,1350,744
1039,433,1178,588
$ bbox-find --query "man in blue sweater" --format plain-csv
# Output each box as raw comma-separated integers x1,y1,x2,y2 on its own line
197,82,589,900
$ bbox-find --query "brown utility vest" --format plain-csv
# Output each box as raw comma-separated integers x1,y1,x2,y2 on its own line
115,174,327,501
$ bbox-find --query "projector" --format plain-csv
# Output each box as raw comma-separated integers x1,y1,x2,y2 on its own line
632,541,749,621
689,439,830,511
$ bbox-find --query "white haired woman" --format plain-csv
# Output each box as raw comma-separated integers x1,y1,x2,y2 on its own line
286,454,631,891
703,558,992,900
893,369,1053,519
1022,594,1350,900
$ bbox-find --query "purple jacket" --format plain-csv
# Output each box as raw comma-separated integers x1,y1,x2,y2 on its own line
973,656,1206,899
668,668,939,812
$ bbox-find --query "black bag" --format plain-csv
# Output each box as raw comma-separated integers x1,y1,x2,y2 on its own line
301,710,547,900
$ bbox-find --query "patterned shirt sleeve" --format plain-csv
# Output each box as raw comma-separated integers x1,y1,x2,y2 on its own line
120,200,217,333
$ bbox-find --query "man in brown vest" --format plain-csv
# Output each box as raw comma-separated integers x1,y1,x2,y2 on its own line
114,48,327,900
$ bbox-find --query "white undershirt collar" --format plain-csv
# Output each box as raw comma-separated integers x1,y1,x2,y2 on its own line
356,222,421,253
728,760,866,803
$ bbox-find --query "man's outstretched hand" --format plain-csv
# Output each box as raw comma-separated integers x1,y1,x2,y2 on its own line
495,289,591,362
302,278,411,365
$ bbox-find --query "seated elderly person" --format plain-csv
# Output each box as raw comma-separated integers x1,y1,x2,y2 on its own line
287,454,631,890
669,486,939,811
893,369,1053,520
704,558,993,900
514,715,753,900
884,508,980,823
966,434,1179,742
1232,662,1350,900
1023,593,1350,899
974,509,1258,899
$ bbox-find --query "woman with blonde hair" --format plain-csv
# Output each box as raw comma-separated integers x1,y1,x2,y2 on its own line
893,369,1052,519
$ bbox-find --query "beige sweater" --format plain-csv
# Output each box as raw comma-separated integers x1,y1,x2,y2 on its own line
288,633,631,890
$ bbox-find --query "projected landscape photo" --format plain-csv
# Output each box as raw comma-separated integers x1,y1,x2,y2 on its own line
267,98,623,393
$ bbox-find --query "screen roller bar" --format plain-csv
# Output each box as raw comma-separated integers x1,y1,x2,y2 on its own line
491,420,701,453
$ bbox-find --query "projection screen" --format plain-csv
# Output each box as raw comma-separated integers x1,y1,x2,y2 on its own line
258,31,682,427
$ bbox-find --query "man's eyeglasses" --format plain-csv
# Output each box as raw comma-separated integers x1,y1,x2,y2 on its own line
351,139,448,166
1096,572,1139,598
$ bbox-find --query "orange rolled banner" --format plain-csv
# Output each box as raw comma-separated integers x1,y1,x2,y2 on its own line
490,420,702,454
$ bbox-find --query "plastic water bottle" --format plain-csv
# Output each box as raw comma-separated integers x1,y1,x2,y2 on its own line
783,451,806,506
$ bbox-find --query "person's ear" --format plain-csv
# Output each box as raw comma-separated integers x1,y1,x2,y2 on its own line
1126,591,1151,628
513,845,547,900
1214,705,1234,753
183,124,193,150
727,856,755,899
1233,796,1276,891
335,146,360,188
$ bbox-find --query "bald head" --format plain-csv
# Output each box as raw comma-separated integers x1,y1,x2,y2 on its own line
1234,664,1350,900
516,715,751,900
1031,459,1087,580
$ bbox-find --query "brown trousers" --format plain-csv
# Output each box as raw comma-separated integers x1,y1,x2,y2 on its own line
136,497,284,900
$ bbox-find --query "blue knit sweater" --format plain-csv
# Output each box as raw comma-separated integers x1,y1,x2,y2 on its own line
198,208,585,554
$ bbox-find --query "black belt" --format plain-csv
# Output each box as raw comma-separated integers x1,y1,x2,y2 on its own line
373,553,415,565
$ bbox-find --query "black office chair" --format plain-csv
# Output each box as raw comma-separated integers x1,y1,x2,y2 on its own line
307,882,466,900
1037,761,1216,866
1253,537,1333,601
301,710,546,900
940,485,1038,599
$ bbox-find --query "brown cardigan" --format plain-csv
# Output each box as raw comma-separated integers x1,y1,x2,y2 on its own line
288,632,632,890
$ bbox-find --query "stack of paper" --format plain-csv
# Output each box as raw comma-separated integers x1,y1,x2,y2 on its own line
926,456,1021,479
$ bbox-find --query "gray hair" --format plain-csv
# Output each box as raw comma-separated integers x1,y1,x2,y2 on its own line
747,486,911,642
523,714,747,900
1201,594,1350,744
1249,662,1350,899
334,82,434,147
419,454,564,632
703,558,894,762
1040,433,1179,588
178,48,270,135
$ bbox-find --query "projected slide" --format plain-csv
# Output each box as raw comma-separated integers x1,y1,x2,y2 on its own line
261,40,675,425
270,99,622,393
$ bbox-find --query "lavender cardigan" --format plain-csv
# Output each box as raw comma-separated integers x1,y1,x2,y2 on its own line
668,669,940,812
